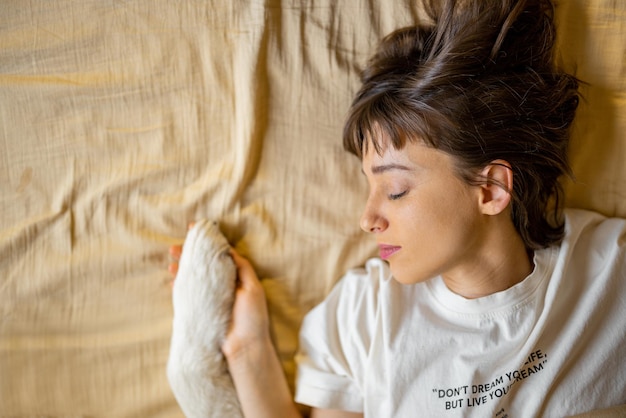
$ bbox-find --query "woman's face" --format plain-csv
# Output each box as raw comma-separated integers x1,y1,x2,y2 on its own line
360,137,486,285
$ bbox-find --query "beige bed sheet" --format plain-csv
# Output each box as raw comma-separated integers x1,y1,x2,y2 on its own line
0,0,624,416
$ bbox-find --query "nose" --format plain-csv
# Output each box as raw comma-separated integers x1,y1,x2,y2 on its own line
360,199,388,233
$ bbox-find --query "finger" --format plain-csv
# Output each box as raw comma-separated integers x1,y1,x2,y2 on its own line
229,249,259,286
169,244,182,259
229,249,251,271
168,261,179,276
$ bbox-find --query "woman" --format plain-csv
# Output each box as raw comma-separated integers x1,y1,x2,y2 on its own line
170,0,626,416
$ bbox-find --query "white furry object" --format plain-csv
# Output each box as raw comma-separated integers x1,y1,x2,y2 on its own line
167,220,243,418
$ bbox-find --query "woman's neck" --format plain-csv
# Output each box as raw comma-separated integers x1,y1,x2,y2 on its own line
442,217,534,299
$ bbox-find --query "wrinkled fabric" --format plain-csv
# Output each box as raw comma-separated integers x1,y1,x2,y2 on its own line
0,0,624,416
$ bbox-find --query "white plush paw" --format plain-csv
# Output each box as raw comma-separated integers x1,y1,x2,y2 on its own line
167,220,243,418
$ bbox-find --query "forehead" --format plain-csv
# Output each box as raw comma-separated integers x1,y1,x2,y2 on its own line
362,135,456,175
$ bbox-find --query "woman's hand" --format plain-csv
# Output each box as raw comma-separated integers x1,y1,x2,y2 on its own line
221,249,271,361
168,228,302,418
168,243,183,280
167,231,271,360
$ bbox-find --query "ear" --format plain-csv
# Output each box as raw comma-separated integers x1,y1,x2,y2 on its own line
477,160,513,216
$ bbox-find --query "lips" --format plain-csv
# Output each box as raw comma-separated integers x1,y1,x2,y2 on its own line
378,244,401,260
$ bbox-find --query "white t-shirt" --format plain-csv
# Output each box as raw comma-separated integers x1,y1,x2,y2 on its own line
295,209,626,417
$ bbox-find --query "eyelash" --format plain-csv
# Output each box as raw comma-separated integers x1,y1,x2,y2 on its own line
388,190,408,200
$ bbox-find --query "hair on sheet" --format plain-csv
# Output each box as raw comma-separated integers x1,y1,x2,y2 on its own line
344,0,580,250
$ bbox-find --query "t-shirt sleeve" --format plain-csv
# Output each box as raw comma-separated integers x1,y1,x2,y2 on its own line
294,260,385,413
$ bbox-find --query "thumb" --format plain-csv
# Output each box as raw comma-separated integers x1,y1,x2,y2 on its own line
229,249,260,287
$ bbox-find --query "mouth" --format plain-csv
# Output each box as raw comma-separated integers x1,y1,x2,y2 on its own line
378,244,401,260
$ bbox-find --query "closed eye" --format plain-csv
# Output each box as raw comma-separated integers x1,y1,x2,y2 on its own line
389,191,408,200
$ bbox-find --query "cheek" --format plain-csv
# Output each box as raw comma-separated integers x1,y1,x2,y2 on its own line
396,195,450,230
394,184,477,245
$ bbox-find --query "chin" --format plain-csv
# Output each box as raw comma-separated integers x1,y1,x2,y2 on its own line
388,265,416,285
389,263,433,286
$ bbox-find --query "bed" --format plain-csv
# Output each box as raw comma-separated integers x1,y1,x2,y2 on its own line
1,0,624,416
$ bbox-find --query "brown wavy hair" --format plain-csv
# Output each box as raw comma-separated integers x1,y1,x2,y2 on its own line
343,0,580,250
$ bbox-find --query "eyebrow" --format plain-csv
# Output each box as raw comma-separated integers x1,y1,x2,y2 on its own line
367,163,413,175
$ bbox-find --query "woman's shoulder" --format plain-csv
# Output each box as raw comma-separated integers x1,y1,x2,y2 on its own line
558,208,626,286
563,208,626,250
564,207,626,227
302,258,395,331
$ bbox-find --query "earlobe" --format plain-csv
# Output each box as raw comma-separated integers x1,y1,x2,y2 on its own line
478,160,513,215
